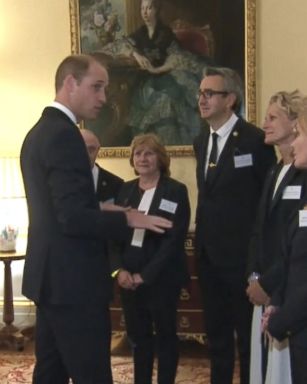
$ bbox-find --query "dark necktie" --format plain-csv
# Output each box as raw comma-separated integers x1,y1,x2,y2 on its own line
206,132,219,185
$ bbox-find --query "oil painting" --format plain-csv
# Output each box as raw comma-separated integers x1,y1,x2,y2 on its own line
69,0,256,157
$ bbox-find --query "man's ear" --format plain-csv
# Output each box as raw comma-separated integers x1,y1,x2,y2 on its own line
64,74,77,93
226,92,237,111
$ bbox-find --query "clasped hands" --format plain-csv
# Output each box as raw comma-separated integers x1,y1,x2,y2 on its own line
261,305,279,344
246,280,276,340
117,270,144,290
246,279,270,306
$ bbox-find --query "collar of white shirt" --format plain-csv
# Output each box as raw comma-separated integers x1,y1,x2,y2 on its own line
210,113,239,138
50,101,77,125
92,164,99,192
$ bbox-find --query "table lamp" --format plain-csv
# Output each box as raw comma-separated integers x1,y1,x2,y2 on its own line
0,158,27,252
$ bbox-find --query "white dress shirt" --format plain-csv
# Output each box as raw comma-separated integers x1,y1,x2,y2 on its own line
205,113,239,176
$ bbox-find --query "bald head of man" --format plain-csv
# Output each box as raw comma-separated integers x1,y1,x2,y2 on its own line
80,129,101,168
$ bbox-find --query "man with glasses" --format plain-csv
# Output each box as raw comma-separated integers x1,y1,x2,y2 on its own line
193,67,276,384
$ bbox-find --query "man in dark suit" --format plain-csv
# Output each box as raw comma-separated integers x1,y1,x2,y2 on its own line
20,54,172,384
193,66,276,384
80,128,123,203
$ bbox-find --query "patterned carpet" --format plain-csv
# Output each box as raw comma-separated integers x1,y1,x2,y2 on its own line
0,337,240,383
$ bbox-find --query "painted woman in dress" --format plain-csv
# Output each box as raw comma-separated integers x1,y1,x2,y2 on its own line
102,0,209,145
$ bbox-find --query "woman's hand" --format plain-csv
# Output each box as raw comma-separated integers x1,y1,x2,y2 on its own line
132,273,144,288
118,270,135,290
246,280,270,306
261,305,278,332
132,51,153,71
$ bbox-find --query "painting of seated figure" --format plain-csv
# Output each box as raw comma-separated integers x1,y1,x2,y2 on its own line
70,0,255,157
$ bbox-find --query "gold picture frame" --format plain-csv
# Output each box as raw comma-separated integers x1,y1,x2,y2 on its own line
69,0,256,158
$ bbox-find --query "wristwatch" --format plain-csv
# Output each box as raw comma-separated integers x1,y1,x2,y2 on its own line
248,272,260,283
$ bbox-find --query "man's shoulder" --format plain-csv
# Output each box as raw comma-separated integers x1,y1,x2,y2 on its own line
235,117,264,138
193,126,210,147
161,176,187,192
97,165,123,184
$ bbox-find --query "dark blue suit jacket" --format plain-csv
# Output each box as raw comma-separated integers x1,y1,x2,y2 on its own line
20,107,127,305
95,164,123,203
194,117,276,268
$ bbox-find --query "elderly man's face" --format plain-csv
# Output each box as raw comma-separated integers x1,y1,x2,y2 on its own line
81,131,101,168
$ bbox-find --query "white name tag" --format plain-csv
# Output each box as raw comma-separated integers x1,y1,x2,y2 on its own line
159,199,178,214
299,210,307,227
234,154,253,168
282,186,301,200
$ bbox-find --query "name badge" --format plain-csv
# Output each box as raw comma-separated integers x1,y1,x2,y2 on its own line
282,186,301,200
299,210,307,227
234,154,253,168
159,199,178,214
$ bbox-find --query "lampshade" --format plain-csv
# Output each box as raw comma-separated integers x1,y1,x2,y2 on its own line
0,158,27,251
0,157,25,199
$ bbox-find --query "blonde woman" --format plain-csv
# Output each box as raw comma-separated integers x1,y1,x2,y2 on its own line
264,97,307,384
247,90,306,384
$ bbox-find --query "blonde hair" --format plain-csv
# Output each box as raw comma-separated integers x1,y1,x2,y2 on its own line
269,90,304,121
129,133,170,176
297,96,307,134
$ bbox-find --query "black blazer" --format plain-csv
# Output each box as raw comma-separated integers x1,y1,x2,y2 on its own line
20,107,128,305
269,180,307,346
247,164,307,295
194,117,276,268
113,176,191,289
95,164,123,203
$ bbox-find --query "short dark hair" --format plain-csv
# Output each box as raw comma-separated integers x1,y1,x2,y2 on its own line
129,133,170,176
203,66,244,114
55,54,99,92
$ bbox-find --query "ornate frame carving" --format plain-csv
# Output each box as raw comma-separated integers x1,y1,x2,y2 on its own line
69,0,256,158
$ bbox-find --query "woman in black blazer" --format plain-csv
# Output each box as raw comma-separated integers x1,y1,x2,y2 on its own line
246,90,306,383
264,97,307,384
112,133,190,384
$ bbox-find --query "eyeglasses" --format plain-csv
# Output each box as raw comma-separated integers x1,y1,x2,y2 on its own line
197,89,229,99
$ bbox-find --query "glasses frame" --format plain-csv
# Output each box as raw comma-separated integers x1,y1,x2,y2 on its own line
198,89,229,100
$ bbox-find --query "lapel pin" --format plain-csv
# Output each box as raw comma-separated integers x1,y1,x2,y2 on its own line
233,131,238,137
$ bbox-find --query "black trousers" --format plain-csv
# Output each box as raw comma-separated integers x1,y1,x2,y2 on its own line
120,284,181,384
290,343,307,384
198,258,253,384
33,302,112,384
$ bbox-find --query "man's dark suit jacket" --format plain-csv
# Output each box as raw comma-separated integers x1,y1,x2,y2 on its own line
113,176,191,291
20,107,128,306
95,164,123,203
247,164,307,295
269,180,307,347
194,117,276,268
